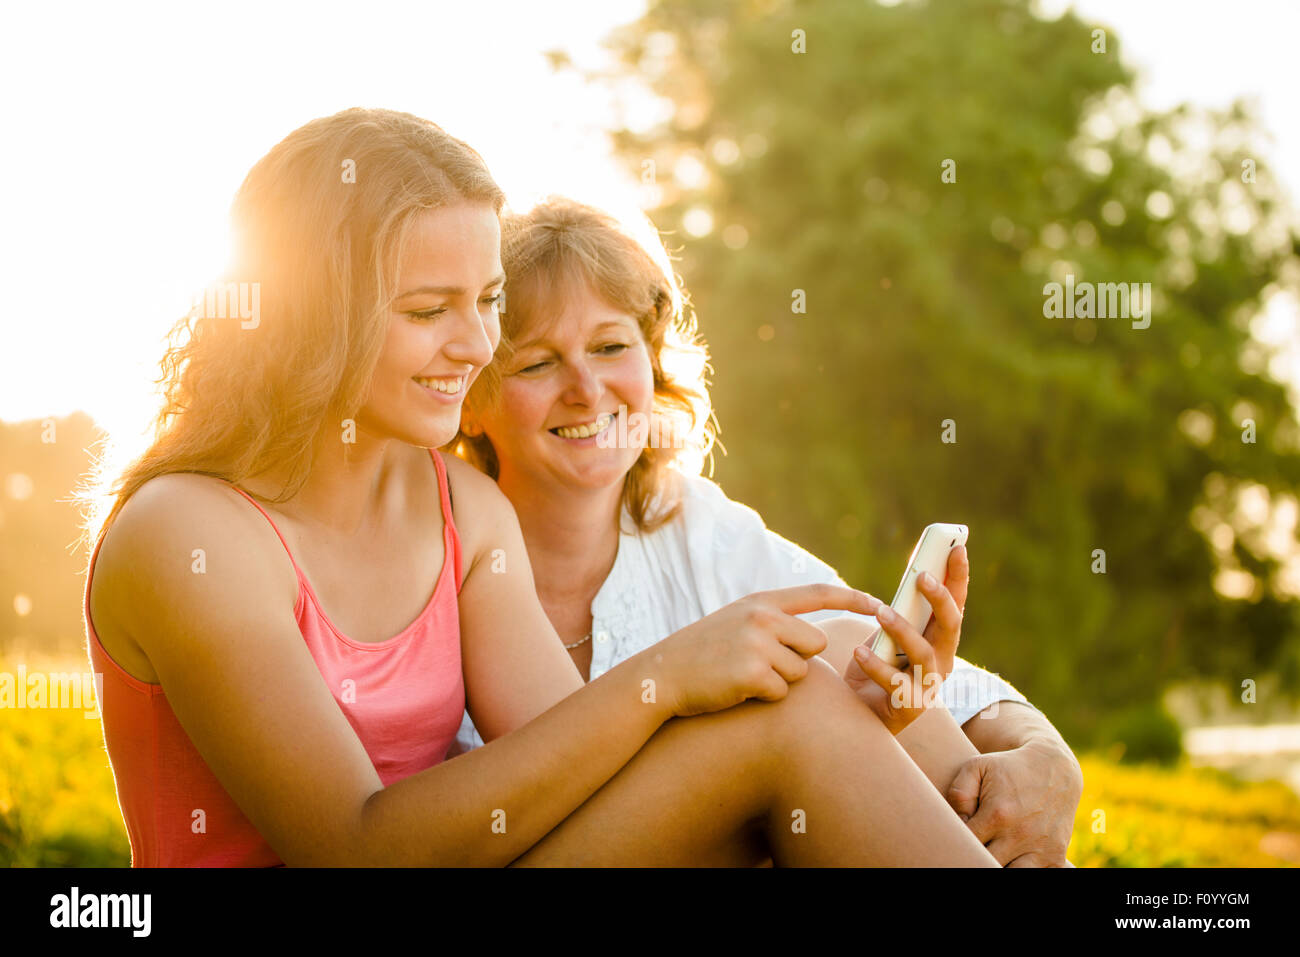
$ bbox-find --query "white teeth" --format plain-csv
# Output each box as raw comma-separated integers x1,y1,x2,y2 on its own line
414,376,463,394
554,413,614,440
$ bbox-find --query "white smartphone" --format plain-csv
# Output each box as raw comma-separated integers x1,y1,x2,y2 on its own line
867,523,969,667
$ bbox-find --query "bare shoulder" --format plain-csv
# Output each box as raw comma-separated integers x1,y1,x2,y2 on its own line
100,472,287,570
442,453,517,531
93,473,298,643
441,452,506,505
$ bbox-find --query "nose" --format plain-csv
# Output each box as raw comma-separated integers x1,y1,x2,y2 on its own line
444,304,497,371
561,356,603,407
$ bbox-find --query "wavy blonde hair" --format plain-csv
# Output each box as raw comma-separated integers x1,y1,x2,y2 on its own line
83,108,504,546
450,197,716,532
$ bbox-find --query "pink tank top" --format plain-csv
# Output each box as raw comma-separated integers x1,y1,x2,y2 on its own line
84,448,465,867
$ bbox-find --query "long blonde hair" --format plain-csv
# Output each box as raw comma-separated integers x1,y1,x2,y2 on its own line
83,108,504,547
451,197,716,532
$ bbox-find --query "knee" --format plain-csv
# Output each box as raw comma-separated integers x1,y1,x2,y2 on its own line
791,652,862,698
770,655,890,743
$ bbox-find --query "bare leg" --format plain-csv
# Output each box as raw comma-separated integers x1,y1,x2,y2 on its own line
511,658,998,866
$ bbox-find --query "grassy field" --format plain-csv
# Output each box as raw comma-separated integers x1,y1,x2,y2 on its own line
1067,753,1300,867
3,654,1300,867
0,655,130,867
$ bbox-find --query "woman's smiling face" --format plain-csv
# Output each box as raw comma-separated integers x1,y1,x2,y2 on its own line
357,203,504,449
472,282,655,496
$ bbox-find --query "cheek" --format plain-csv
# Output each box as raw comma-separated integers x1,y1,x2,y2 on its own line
365,346,405,405
496,381,549,435
625,350,656,406
376,323,420,381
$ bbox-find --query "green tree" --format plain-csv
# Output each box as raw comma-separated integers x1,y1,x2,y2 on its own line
593,0,1300,743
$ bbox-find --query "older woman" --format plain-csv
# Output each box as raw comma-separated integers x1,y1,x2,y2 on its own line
451,197,1084,866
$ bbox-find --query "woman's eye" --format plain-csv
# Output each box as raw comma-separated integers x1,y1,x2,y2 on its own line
407,294,499,321
518,359,551,374
597,343,628,356
408,307,446,321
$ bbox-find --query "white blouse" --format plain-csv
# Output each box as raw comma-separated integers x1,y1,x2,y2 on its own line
452,471,1033,754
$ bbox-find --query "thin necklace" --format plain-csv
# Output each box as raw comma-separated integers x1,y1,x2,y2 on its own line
564,632,592,650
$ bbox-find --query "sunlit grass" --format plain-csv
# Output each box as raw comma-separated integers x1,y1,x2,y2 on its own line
0,653,129,867
3,655,1300,866
1067,753,1300,867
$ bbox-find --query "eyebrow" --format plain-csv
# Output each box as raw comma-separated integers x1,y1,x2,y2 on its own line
514,318,638,352
396,272,506,300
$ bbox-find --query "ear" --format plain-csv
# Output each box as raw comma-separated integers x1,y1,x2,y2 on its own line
459,407,484,438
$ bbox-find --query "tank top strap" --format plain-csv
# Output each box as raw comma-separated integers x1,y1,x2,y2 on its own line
223,483,306,580
427,449,463,592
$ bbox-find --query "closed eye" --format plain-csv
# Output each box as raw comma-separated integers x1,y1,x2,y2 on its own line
407,294,503,322
515,342,627,374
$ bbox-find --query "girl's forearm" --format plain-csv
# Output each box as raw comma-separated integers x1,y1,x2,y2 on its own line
894,705,979,794
355,647,673,866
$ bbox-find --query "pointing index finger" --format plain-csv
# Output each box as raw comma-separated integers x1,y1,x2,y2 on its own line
761,583,882,618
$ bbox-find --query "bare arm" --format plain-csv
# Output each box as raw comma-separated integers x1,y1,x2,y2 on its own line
99,468,878,867
96,473,679,867
962,699,1073,756
364,463,694,864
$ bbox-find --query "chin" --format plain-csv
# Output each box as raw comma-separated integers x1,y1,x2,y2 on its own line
393,418,461,450
565,459,634,492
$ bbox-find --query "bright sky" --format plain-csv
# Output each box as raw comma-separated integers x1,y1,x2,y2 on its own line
0,0,654,439
1063,0,1299,186
1,0,1296,438
1063,0,1300,406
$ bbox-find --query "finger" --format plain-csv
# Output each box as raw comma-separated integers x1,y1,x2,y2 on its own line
864,621,904,668
946,760,984,820
768,644,812,684
984,836,1019,867
760,583,882,619
942,545,969,614
964,798,1002,844
875,605,936,675
917,572,962,660
751,668,792,703
1007,854,1049,868
852,642,905,697
918,571,962,636
842,648,867,682
772,614,834,659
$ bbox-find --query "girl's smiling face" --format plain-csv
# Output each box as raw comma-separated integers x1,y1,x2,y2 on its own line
470,282,655,497
358,203,504,449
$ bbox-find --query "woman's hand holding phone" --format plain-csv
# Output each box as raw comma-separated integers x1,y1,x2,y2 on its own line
843,546,969,734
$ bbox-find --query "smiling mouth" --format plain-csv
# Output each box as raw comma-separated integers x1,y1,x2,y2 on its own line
413,375,465,394
549,411,617,439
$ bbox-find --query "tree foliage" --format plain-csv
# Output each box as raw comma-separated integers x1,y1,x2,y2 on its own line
598,0,1300,742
